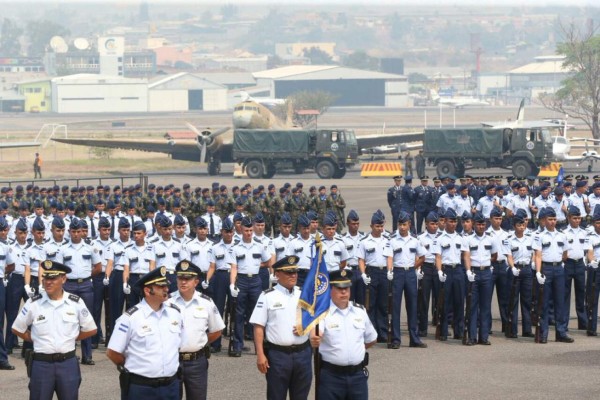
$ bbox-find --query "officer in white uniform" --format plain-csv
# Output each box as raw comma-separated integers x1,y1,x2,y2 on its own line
169,261,224,400
475,184,498,219
12,260,97,399
417,211,440,336
151,215,187,292
286,215,314,288
184,217,213,292
0,217,15,369
105,217,132,339
250,256,312,400
91,217,113,348
389,211,427,348
568,180,590,227
272,212,295,264
342,210,366,304
321,212,349,273
43,217,67,262
550,187,569,230
107,266,183,400
123,221,156,306
486,206,511,333
309,269,377,400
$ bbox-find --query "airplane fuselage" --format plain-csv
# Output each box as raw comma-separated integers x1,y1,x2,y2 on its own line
232,100,283,129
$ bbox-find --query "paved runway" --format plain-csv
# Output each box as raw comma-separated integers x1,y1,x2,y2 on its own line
3,170,600,399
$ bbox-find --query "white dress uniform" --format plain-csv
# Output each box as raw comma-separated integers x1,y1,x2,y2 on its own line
588,192,600,212
286,236,314,271
107,299,183,378
342,231,365,270
272,234,294,263
92,238,112,274
27,240,46,281
107,239,131,274
508,195,533,218
56,240,103,280
322,236,350,272
208,240,235,272
568,192,589,218
436,193,456,212
534,195,554,218
201,213,222,238
0,241,15,280
124,242,156,275
226,239,271,274
476,196,497,219
550,197,568,222
185,238,213,273
12,240,31,276
152,237,186,273
453,195,474,216
43,237,67,261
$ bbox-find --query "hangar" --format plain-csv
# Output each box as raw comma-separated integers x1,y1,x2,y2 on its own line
253,65,408,107
148,72,227,112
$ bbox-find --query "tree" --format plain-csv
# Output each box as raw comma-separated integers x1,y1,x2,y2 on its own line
26,20,69,57
302,47,334,65
278,90,338,127
343,50,378,71
0,18,23,56
540,23,600,139
220,4,238,21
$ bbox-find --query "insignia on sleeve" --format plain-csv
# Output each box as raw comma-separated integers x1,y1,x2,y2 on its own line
81,309,89,318
68,294,80,302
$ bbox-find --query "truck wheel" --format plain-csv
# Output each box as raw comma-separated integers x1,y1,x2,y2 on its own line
316,160,335,179
512,160,533,178
245,160,264,179
263,164,276,179
333,167,346,179
436,160,456,177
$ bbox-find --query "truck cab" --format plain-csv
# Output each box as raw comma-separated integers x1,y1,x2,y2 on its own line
508,128,553,177
314,129,359,178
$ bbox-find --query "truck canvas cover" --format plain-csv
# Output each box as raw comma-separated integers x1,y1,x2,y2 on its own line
233,129,309,154
423,129,503,156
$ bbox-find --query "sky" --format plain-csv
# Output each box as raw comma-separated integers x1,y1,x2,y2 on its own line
1,0,598,4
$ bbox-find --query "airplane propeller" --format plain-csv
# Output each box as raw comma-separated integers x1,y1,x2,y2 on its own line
186,122,230,163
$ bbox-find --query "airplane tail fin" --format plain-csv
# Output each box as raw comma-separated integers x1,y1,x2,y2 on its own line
238,91,251,102
516,99,525,123
430,89,440,102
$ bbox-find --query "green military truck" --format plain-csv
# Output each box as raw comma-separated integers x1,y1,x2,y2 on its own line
232,128,359,179
423,128,554,178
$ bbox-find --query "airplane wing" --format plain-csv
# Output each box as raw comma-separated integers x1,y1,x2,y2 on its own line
0,142,40,148
52,138,234,162
481,120,564,129
356,131,424,152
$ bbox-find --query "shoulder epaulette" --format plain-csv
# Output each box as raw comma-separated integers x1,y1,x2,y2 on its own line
125,243,134,249
84,238,91,245
359,236,368,241
200,293,212,301
352,301,365,309
43,238,50,243
31,293,43,302
233,239,240,245
68,294,80,302
359,231,365,236
173,237,180,243
435,232,443,237
485,232,491,236
25,242,32,248
125,306,138,316
168,303,181,312
263,288,275,294
253,237,262,243
150,237,159,243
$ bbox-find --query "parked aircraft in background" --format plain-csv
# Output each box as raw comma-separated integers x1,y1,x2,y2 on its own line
430,89,490,108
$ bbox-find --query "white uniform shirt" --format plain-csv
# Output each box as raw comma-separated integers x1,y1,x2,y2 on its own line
508,195,533,218
185,238,213,273
453,195,474,216
432,231,463,265
124,242,156,274
227,239,271,274
286,236,314,270
12,241,30,275
418,231,438,264
92,238,113,273
356,234,390,268
507,233,535,265
27,241,46,275
342,232,365,268
43,238,67,261
569,193,589,217
436,193,456,212
107,239,131,272
56,240,102,279
321,236,350,272
12,291,96,353
0,241,15,278
272,234,294,262
486,227,510,262
201,213,222,237
168,291,225,352
249,284,308,346
152,237,186,273
563,225,590,260
319,301,377,366
532,229,570,263
107,299,183,378
208,240,235,271
390,233,425,268
476,196,496,218
462,233,499,267
534,195,554,218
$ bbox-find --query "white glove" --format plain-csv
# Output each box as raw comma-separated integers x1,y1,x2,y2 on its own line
201,280,209,289
103,277,110,286
511,267,520,277
361,273,371,285
590,260,599,269
230,284,239,297
24,284,35,298
417,269,424,280
437,270,447,283
123,283,131,295
2,278,7,287
466,270,476,282
536,272,546,285
387,270,394,281
269,273,278,284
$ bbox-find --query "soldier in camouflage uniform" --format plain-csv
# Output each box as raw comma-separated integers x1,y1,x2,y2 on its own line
287,187,307,234
312,185,329,227
327,184,346,233
269,187,288,237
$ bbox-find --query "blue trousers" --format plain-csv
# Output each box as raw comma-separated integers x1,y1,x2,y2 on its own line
469,268,493,342
5,273,26,349
540,264,568,339
318,366,368,400
259,268,270,291
349,268,366,306
109,270,126,336
29,357,81,400
181,357,208,400
491,260,510,330
391,268,421,344
440,265,465,337
366,267,389,339
167,273,177,293
508,267,533,336
92,274,107,345
0,282,8,363
64,280,94,360
128,273,144,307
586,268,600,333
564,259,587,329
233,275,261,352
418,263,440,333
127,378,179,400
265,346,312,400
210,270,230,350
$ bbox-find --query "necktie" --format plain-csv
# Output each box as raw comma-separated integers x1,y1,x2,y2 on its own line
151,220,156,236
130,216,134,238
110,216,115,239
90,218,96,238
210,214,215,236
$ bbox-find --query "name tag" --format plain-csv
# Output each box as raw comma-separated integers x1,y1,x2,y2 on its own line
236,254,245,261
409,248,416,253
393,248,402,254
216,254,225,260
334,250,341,256
366,248,375,254
484,245,492,250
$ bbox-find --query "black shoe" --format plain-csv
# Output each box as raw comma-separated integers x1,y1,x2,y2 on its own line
419,330,428,337
438,336,447,341
6,349,12,355
453,334,463,340
242,346,252,352
556,335,574,343
99,338,106,345
210,346,221,353
0,363,15,370
389,342,400,349
488,331,493,335
506,333,518,339
376,337,387,343
549,320,556,326
587,331,598,337
478,340,491,345
463,340,476,346
81,358,95,365
539,338,547,344
522,332,535,338
409,342,427,348
91,343,98,349
229,351,242,357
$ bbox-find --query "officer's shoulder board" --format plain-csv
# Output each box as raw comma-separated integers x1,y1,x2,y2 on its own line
31,293,43,302
199,293,212,301
352,301,365,310
485,232,492,236
173,237,181,243
168,303,181,312
382,232,390,239
253,237,262,243
435,232,443,238
263,288,275,295
111,238,117,243
358,231,365,236
149,236,160,243
125,243,134,249
43,237,50,243
233,239,240,245
359,236,368,242
68,294,81,303
124,306,138,316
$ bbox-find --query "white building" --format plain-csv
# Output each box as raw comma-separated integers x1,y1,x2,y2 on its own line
148,72,227,112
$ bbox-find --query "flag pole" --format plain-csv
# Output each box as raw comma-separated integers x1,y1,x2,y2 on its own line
314,234,322,400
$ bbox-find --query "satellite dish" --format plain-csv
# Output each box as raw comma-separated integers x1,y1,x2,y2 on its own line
50,36,67,52
73,38,90,50
56,42,69,53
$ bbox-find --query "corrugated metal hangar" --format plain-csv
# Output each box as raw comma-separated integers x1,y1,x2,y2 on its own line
148,72,228,112
253,65,408,107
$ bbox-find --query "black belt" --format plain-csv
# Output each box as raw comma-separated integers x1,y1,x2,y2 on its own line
129,273,143,277
542,261,562,267
443,264,461,269
321,360,366,374
238,273,259,278
347,265,359,270
265,340,310,354
129,373,177,388
67,277,91,283
367,265,387,270
216,269,230,273
394,266,415,270
514,263,530,268
179,347,208,361
567,258,584,263
33,350,76,362
471,266,490,270
423,262,435,267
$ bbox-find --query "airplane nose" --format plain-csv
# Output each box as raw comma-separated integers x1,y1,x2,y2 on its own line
233,111,252,128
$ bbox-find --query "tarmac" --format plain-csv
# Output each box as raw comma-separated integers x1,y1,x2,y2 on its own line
2,168,600,400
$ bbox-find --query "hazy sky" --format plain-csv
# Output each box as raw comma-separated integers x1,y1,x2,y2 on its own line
3,0,598,4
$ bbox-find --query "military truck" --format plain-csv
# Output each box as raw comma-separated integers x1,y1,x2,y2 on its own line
232,129,359,179
423,128,554,178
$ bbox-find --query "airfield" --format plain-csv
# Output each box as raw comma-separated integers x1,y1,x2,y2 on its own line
1,105,599,399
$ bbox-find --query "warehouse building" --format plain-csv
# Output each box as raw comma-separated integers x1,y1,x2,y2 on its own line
148,72,227,111
253,65,408,107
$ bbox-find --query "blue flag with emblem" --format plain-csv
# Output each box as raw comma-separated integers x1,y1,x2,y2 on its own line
556,166,564,184
297,233,330,336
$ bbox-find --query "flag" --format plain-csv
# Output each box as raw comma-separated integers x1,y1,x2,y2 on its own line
557,166,564,184
297,234,331,336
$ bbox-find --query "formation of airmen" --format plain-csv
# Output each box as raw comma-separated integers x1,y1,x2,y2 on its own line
3,172,600,399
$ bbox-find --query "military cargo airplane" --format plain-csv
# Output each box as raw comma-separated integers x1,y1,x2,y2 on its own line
430,89,490,108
